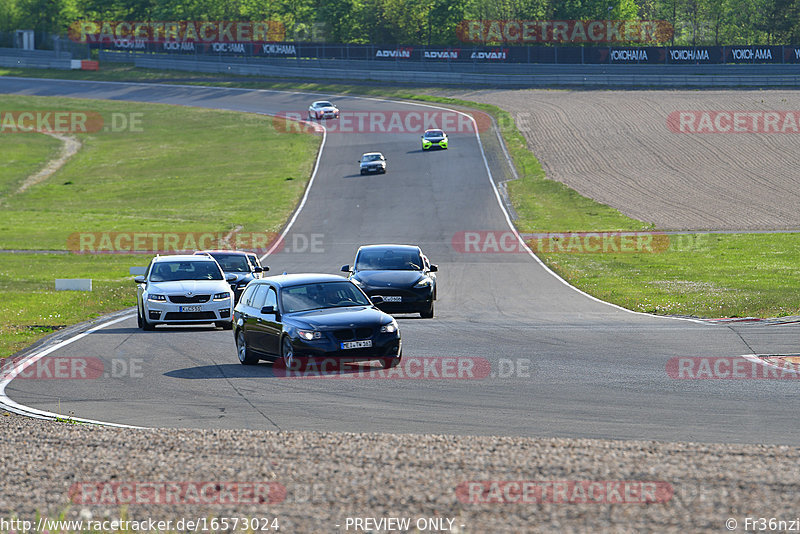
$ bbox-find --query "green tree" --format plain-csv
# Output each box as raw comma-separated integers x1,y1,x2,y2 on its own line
315,0,363,43
0,0,22,34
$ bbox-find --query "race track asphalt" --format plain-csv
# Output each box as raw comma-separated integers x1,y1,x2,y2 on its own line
2,77,799,444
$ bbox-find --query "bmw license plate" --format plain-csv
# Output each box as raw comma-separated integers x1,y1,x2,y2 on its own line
381,296,402,302
341,340,372,350
179,305,202,312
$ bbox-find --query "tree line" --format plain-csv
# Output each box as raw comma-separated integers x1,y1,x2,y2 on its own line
3,0,800,47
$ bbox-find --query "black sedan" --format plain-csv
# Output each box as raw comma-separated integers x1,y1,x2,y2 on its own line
233,273,402,369
194,250,267,303
342,244,437,318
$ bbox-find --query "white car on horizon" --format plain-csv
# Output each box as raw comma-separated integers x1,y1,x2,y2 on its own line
135,255,236,331
308,100,340,120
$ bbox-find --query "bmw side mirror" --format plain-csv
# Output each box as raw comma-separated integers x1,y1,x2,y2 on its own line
134,276,145,284
371,296,384,305
226,273,237,282
429,264,438,272
261,305,280,320
254,267,263,273
341,265,351,273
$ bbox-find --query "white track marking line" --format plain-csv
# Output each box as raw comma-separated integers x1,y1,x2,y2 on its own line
0,78,711,426
741,353,800,374
0,314,143,428
3,78,712,317
258,117,326,261
323,94,707,324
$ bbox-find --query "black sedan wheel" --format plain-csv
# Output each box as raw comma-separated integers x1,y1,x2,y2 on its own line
420,301,434,319
237,331,259,365
281,336,295,369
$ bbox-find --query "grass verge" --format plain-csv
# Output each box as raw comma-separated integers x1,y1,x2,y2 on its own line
2,65,799,319
0,92,320,357
0,134,63,200
0,254,141,357
0,94,318,249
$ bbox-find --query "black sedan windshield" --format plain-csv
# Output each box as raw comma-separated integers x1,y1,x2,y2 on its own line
425,130,444,138
281,281,371,312
149,261,223,281
209,254,251,273
355,250,423,271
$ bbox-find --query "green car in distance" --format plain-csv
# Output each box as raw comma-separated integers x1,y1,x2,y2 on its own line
421,129,448,150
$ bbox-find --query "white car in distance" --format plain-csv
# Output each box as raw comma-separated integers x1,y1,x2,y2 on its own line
308,101,340,120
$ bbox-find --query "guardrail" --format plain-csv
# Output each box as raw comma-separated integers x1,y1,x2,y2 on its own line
0,48,73,69
92,41,800,66
98,49,800,75
2,46,796,86
126,53,800,87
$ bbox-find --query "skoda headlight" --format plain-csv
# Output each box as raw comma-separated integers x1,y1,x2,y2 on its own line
213,292,231,301
148,294,166,302
413,277,432,288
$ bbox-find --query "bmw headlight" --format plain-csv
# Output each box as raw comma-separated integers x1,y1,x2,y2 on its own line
213,292,231,301
380,319,398,333
148,294,166,302
413,277,432,288
298,329,322,341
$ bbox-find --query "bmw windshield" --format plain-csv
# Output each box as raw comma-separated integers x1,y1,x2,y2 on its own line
281,281,371,312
